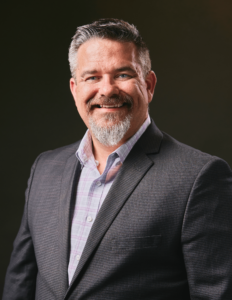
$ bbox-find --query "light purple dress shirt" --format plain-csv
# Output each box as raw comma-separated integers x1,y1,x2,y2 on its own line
68,116,151,283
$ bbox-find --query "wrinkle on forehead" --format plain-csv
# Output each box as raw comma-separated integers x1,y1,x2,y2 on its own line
76,38,141,74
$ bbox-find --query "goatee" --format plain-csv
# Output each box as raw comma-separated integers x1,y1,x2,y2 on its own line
88,93,133,147
89,114,132,147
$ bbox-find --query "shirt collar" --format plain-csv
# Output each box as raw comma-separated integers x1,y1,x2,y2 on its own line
76,115,151,166
76,130,95,168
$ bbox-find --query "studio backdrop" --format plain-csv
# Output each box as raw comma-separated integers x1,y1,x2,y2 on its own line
1,0,232,295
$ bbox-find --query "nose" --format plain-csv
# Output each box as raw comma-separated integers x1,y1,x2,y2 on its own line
98,76,119,98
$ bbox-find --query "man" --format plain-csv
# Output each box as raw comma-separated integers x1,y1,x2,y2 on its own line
3,18,232,300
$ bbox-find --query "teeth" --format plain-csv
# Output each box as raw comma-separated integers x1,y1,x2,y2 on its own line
99,104,124,108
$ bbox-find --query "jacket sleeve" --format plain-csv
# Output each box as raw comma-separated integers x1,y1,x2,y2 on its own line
182,157,232,300
2,156,41,300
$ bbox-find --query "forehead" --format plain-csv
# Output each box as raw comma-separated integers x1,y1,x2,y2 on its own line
76,38,139,72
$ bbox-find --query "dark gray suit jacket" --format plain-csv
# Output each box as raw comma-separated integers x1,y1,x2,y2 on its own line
3,121,232,300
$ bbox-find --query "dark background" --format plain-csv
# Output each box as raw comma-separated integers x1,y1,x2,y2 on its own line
1,0,232,295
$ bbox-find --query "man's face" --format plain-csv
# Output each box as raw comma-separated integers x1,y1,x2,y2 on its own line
70,38,156,146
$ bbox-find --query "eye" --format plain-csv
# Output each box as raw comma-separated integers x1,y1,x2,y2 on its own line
118,74,130,79
116,73,132,80
86,76,98,81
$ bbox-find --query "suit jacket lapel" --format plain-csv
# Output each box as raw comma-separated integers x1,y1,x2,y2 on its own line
58,150,81,296
65,120,163,297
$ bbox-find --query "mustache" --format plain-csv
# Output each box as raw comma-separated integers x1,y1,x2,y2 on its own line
87,93,133,112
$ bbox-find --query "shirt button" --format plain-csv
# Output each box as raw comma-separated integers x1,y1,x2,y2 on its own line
87,216,93,222
76,254,80,261
97,181,102,186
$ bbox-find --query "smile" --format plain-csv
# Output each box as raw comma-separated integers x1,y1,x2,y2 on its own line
93,103,127,109
99,104,124,108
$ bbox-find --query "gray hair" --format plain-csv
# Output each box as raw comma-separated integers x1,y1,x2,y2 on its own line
68,18,151,80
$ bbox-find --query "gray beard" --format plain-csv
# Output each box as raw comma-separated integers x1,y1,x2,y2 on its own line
89,113,132,147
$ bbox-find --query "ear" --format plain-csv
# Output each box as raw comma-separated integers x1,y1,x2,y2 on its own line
70,78,78,106
145,71,157,103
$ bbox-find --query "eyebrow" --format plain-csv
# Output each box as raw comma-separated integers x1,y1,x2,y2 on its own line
115,66,137,74
80,66,137,78
81,69,98,78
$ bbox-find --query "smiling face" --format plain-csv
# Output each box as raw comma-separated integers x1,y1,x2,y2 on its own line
70,38,156,147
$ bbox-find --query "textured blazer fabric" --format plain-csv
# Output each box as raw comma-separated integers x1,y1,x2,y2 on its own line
3,120,232,300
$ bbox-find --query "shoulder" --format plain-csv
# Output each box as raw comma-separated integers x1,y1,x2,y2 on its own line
33,140,81,169
25,140,82,201
161,131,212,161
159,131,231,177
138,120,231,177
142,121,231,179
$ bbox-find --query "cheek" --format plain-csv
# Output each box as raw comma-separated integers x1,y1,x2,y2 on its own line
131,88,149,113
128,84,147,107
76,84,98,102
74,94,87,115
75,103,90,127
74,102,85,119
119,81,142,98
74,88,95,112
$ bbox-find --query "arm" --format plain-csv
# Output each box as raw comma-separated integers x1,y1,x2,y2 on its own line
2,157,41,300
182,157,232,300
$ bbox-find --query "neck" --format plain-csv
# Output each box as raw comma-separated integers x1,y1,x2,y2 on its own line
92,136,124,174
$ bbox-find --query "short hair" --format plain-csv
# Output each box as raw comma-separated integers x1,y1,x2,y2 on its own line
68,18,151,80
